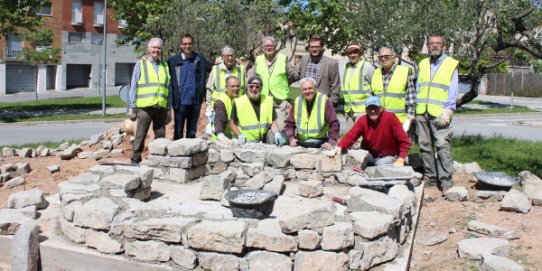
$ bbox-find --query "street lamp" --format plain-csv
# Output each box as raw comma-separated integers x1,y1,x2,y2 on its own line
101,0,108,117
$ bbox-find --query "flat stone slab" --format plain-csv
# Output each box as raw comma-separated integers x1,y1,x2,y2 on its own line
457,237,509,260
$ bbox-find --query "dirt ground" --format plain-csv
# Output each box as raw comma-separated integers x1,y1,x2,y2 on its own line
2,107,541,270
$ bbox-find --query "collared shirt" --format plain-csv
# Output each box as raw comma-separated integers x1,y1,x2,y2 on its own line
180,53,197,105
283,98,340,145
305,57,320,81
380,64,417,116
129,56,172,109
416,54,458,110
205,62,243,101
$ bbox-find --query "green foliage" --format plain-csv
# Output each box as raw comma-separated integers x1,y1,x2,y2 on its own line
17,29,60,65
109,0,170,43
533,59,542,73
0,0,47,37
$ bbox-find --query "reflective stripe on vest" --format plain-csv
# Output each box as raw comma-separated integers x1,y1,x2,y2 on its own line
416,56,458,117
254,54,289,100
342,60,371,113
372,65,409,123
210,64,246,102
295,92,329,140
234,95,274,141
211,92,234,137
136,60,170,108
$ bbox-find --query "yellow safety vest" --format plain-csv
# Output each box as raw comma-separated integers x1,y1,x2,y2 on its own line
210,63,246,103
342,60,371,113
294,92,329,140
254,54,290,100
372,65,410,123
234,95,274,141
416,56,459,117
212,92,234,137
136,60,170,108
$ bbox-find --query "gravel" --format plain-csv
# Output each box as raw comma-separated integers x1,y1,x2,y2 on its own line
232,191,270,204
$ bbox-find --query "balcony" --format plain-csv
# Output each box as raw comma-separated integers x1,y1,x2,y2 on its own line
4,48,22,59
71,10,82,25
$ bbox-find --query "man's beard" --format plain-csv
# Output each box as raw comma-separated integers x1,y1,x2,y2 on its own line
430,49,442,57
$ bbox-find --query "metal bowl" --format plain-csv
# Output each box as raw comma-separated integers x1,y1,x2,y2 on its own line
473,171,518,187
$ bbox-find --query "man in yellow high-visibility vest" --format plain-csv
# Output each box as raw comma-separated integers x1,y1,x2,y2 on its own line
371,47,416,131
341,42,375,131
249,36,297,131
416,34,459,194
213,76,241,144
127,37,171,165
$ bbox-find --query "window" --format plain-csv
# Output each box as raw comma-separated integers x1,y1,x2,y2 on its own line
116,35,130,46
118,19,127,29
37,2,52,16
5,33,23,58
91,33,104,44
94,2,104,26
71,0,82,25
68,32,84,43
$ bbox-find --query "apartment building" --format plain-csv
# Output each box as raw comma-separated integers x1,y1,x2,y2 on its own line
0,0,138,94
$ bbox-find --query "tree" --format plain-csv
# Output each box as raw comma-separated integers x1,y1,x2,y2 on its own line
0,0,48,39
17,29,60,101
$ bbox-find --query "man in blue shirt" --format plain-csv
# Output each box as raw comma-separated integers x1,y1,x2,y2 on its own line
168,34,210,139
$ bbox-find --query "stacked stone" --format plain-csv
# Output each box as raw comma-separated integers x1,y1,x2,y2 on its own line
1,162,30,189
141,138,208,183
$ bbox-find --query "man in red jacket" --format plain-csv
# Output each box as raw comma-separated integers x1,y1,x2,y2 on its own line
328,96,411,166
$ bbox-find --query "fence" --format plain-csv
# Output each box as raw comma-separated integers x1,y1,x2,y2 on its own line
481,73,542,97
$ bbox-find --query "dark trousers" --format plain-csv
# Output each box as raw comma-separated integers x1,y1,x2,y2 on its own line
174,104,201,139
131,107,166,163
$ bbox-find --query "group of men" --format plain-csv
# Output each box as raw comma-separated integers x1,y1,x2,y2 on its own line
128,33,458,193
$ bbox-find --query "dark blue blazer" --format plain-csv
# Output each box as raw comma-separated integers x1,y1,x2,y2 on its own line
168,52,210,110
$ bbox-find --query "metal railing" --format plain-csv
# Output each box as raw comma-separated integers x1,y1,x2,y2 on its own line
4,48,22,59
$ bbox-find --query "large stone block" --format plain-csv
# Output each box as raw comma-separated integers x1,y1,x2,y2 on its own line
468,220,521,240
279,204,336,233
169,166,206,183
247,251,292,271
351,211,394,239
298,230,320,250
265,147,306,167
186,220,247,253
73,198,120,230
290,153,317,169
348,187,402,219
233,148,266,163
519,171,542,206
102,174,141,191
457,237,509,260
321,222,354,250
8,189,47,209
320,154,342,172
11,221,40,271
246,219,297,252
85,229,123,254
481,255,524,271
198,252,239,271
0,209,33,235
125,240,170,262
167,138,208,156
298,180,323,198
238,162,264,177
59,219,85,244
4,176,25,189
123,217,198,243
264,175,285,195
294,251,349,271
170,246,197,270
115,165,154,188
388,184,416,216
200,175,227,201
344,149,369,168
220,149,236,163
500,189,531,214
148,138,171,155
349,238,399,270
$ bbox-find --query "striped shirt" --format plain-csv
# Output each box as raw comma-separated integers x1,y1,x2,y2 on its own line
380,64,417,116
129,56,172,109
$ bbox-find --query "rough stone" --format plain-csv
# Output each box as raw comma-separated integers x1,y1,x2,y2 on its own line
16,162,31,174
298,180,323,198
519,171,542,206
186,220,246,253
351,211,394,239
148,138,171,155
92,149,110,160
220,149,236,163
17,148,33,158
62,201,82,222
264,175,285,195
344,149,370,168
198,252,239,271
111,134,122,146
88,133,103,146
167,138,208,156
123,217,197,243
388,184,416,216
246,219,297,252
463,162,483,173
4,176,25,189
457,237,509,260
279,204,336,233
468,220,521,240
17,205,37,219
238,162,264,177
38,147,49,157
169,166,206,183
116,165,154,188
246,251,292,271
0,209,33,235
170,246,197,270
321,222,354,250
77,151,93,159
59,219,85,243
500,189,531,214
200,170,236,201
207,148,220,163
298,229,320,250
266,147,305,167
416,231,448,246
7,189,47,209
125,240,170,262
100,140,113,150
445,186,469,202
110,149,124,157
47,164,60,173
102,174,141,191
60,146,81,160
11,221,40,271
320,154,342,172
131,186,152,201
88,164,115,175
2,147,16,157
85,229,123,254
246,171,272,189
146,155,193,168
294,251,349,271
349,239,399,270
1,163,16,173
233,148,266,163
481,255,524,271
474,191,507,202
348,187,402,219
290,153,317,169
73,197,121,230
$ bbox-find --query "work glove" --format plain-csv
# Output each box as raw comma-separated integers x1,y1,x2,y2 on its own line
165,110,172,124
236,134,247,145
217,133,232,145
128,108,137,121
394,158,405,167
402,119,412,132
435,108,453,129
325,146,342,157
205,108,215,137
274,133,286,146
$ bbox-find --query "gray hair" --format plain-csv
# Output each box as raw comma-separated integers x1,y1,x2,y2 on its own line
147,37,163,48
299,77,317,88
379,46,396,56
261,36,276,46
221,45,235,56
225,75,239,86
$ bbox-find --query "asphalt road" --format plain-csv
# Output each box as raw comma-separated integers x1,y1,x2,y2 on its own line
452,112,542,141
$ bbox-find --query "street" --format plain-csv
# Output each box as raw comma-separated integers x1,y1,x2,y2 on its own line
452,112,542,141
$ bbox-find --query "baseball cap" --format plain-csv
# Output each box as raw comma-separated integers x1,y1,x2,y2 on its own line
346,42,362,53
365,96,381,107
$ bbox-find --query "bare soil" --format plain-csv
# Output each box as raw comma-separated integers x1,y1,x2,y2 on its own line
2,108,540,270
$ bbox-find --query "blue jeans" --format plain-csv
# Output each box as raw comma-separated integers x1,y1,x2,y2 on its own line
174,104,201,139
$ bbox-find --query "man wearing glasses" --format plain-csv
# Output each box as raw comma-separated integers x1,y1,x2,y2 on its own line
250,36,297,131
213,76,241,145
415,34,459,194
229,76,286,145
371,47,416,132
168,34,210,140
341,42,375,131
293,36,341,107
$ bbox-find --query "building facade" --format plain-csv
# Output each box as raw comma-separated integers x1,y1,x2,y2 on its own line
0,0,138,94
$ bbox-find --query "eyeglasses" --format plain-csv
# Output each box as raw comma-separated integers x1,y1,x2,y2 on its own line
378,55,394,60
248,84,261,89
181,42,193,46
428,42,443,46
263,45,275,48
222,54,234,58
309,46,322,49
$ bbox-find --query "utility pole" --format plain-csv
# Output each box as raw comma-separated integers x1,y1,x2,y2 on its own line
101,0,108,117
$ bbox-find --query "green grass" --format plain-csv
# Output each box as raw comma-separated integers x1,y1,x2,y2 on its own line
3,139,84,149
410,135,542,177
455,100,535,115
5,113,125,122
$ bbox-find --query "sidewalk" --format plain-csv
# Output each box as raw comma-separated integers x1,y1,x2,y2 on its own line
0,86,123,103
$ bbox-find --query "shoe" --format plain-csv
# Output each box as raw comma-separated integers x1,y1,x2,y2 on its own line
441,186,451,197
422,176,437,187
130,160,140,166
